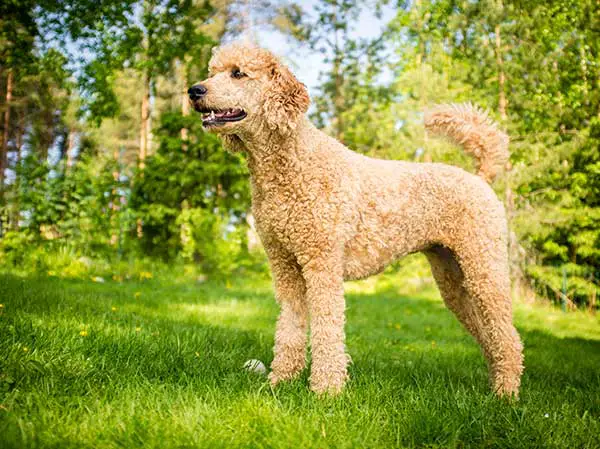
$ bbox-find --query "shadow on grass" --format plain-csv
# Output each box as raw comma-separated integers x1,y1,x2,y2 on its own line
347,283,600,401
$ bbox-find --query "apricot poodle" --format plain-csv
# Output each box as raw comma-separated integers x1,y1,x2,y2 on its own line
188,42,524,398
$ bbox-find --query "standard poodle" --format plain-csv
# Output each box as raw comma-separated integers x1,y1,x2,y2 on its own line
188,42,524,398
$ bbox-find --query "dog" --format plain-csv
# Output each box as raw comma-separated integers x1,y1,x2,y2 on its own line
188,42,524,397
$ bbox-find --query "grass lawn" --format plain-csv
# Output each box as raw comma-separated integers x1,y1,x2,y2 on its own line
1,269,599,448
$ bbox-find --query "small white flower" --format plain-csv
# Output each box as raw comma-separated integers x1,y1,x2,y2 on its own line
544,413,549,418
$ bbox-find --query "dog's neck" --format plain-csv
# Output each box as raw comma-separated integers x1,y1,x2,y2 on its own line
236,118,312,188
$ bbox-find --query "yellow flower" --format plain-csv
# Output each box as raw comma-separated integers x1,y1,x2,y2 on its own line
195,352,200,357
225,280,232,289
0,304,4,309
23,347,29,352
139,271,153,280
48,271,56,276
394,323,401,330
134,292,141,299
135,327,141,332
111,306,117,312
80,330,88,337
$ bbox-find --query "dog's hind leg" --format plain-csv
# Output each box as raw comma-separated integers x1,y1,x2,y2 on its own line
267,246,309,386
425,246,484,345
425,244,524,398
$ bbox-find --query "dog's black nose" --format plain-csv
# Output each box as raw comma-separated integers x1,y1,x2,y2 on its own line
188,84,207,100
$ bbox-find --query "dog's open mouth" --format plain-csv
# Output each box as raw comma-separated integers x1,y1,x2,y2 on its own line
198,108,247,126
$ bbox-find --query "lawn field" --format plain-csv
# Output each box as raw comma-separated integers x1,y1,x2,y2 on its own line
1,271,599,448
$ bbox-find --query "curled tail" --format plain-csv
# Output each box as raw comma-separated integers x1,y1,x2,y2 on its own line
424,103,509,183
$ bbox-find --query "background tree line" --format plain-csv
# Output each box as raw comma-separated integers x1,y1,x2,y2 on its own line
0,0,598,309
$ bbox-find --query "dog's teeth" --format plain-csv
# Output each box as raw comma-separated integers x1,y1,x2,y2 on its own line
210,111,215,119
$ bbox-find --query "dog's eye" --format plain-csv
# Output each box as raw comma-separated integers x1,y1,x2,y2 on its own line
231,68,246,79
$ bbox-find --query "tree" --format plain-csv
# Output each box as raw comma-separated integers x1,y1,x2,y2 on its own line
382,0,600,307
0,0,36,196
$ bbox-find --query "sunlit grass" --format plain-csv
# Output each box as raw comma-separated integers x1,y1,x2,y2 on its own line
1,270,599,448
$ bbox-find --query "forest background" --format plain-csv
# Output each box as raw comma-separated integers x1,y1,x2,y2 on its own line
1,0,599,310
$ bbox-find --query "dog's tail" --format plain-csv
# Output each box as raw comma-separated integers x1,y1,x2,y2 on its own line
424,103,509,183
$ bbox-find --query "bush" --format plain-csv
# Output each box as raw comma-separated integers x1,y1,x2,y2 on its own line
177,207,249,277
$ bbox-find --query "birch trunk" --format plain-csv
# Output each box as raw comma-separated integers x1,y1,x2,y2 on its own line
495,22,507,120
110,149,120,246
332,2,344,142
66,129,76,171
139,70,150,170
415,0,431,162
1,69,13,190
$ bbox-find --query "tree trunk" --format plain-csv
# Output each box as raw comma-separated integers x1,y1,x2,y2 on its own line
333,52,344,142
597,70,600,120
110,149,120,246
181,92,190,143
66,129,76,171
180,61,190,150
495,2,520,291
415,0,425,67
1,69,13,191
137,71,151,238
580,44,589,106
139,70,150,170
10,111,25,230
415,0,430,162
495,22,507,120
331,2,344,142
16,112,24,157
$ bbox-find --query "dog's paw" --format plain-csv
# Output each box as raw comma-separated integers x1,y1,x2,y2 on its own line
268,368,302,386
309,366,348,396
310,377,346,396
269,352,306,386
268,371,284,386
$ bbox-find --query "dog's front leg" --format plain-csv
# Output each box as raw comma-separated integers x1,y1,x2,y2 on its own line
268,252,308,386
304,255,348,395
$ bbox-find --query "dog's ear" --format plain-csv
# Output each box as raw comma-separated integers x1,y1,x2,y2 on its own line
221,134,246,153
262,63,310,135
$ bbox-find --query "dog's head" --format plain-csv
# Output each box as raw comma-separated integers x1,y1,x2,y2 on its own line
188,42,310,151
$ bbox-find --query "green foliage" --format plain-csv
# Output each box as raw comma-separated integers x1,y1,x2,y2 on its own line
12,152,125,255
0,0,37,66
0,231,36,267
131,110,250,267
177,207,246,276
72,0,214,122
305,0,600,308
2,0,600,308
0,0,260,280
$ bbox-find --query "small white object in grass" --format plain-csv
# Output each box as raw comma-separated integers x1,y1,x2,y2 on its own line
243,359,267,375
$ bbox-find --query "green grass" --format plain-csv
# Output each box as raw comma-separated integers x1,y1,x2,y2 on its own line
1,270,599,448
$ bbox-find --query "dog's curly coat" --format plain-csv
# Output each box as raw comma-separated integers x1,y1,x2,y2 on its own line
189,42,524,397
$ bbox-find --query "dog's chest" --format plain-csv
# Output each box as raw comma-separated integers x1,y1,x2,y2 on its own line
251,186,304,246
